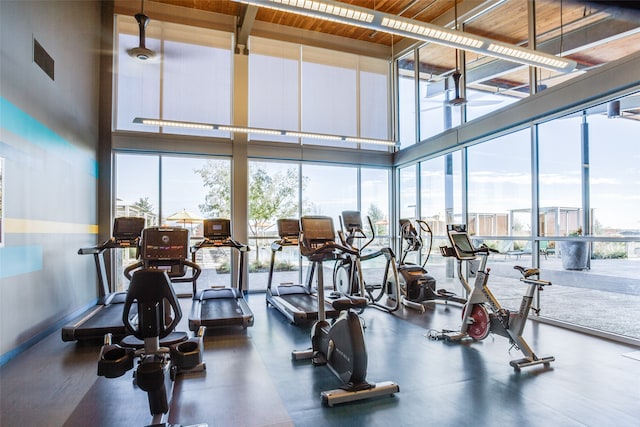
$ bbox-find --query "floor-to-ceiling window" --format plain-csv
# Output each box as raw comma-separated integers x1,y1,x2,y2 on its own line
246,160,300,292
246,161,390,292
114,15,233,138
114,153,231,294
411,93,640,341
419,152,463,286
465,129,532,306
248,36,390,151
114,153,159,292
534,95,640,340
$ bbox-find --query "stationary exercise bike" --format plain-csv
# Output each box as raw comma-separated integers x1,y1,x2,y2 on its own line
396,219,467,312
433,225,555,371
97,227,207,426
292,216,399,406
332,210,401,313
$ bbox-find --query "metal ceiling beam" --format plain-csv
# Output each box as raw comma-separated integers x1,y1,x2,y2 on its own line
468,17,640,84
236,4,258,54
424,16,640,96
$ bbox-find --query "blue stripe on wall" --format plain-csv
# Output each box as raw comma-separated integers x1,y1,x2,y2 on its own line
0,96,98,177
0,246,43,279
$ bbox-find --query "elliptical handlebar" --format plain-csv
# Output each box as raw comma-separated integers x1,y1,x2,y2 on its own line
339,211,375,253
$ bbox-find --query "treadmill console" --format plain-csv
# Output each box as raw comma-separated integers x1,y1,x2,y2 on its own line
300,216,336,250
193,218,248,253
141,227,190,277
277,219,300,245
107,217,145,248
202,218,232,245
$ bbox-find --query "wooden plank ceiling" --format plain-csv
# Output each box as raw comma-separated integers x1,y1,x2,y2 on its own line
130,0,640,115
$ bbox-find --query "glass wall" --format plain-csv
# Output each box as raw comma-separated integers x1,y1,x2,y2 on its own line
533,95,640,340
246,161,390,291
248,38,299,144
419,152,463,282
246,161,300,291
467,129,532,238
415,93,640,341
114,154,159,292
398,51,416,150
114,153,231,294
248,37,390,150
418,44,462,140
114,15,233,138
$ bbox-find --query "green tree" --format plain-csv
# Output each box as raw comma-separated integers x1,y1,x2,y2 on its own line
133,197,154,214
194,160,231,218
367,203,385,236
195,162,306,263
132,197,154,226
248,165,299,262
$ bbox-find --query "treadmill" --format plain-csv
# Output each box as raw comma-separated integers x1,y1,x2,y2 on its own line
266,219,339,325
61,217,145,342
188,218,254,331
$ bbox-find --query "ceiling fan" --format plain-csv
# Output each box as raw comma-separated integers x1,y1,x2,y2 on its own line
127,0,155,60
448,70,466,106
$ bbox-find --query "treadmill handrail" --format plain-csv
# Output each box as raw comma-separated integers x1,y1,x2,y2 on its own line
191,237,249,252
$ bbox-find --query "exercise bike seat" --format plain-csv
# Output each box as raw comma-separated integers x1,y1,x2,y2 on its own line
332,296,368,311
514,265,539,278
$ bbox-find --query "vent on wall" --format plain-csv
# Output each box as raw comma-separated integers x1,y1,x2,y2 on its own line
33,38,54,80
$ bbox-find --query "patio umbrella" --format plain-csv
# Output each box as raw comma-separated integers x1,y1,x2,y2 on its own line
166,209,204,231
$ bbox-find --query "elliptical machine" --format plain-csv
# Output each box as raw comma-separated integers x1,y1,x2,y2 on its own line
434,224,555,371
292,216,399,406
332,210,401,313
97,227,207,426
397,219,467,312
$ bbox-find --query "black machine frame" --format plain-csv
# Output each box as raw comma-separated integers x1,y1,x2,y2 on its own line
188,218,254,331
62,217,145,342
266,218,340,325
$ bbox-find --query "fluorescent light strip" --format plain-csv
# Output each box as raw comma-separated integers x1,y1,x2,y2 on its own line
133,117,398,147
233,0,576,73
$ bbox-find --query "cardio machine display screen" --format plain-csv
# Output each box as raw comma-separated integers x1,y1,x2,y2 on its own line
301,216,335,242
449,231,476,260
112,217,145,240
341,211,362,232
142,227,188,261
203,219,231,240
277,219,300,238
